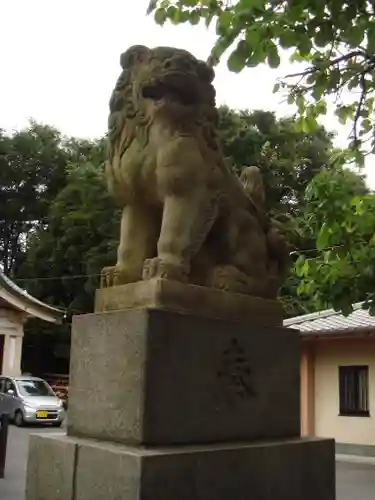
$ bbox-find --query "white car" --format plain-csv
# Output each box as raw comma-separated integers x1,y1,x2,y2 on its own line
0,375,65,427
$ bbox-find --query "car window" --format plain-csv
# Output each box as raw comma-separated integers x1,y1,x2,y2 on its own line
15,379,55,397
4,379,16,393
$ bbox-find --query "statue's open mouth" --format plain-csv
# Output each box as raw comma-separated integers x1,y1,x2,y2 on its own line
142,76,197,106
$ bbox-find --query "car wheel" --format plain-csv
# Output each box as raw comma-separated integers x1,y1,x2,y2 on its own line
52,421,62,428
14,410,25,427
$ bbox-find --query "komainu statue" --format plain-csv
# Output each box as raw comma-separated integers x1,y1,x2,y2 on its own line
101,45,289,298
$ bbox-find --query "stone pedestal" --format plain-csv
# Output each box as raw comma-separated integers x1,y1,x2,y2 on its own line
67,308,300,446
26,280,336,500
27,434,335,500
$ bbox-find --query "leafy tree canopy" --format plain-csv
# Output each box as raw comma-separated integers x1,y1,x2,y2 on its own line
218,107,335,219
18,142,112,317
294,166,375,316
0,122,67,275
148,0,375,163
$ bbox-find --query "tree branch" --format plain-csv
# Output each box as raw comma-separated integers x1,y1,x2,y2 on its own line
351,73,367,145
284,50,367,79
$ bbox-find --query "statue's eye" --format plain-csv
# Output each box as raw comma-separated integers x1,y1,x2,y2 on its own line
197,62,214,83
120,46,149,70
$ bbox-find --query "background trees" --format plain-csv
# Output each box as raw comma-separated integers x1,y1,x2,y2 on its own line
0,123,67,276
0,125,113,374
294,166,375,316
218,107,334,217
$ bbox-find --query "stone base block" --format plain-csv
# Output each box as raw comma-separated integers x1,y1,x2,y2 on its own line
95,278,283,325
68,308,300,446
26,433,336,500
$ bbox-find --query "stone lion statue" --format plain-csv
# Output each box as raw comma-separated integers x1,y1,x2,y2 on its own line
101,44,289,298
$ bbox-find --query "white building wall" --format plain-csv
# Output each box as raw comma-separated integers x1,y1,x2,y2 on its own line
314,339,375,445
0,309,24,377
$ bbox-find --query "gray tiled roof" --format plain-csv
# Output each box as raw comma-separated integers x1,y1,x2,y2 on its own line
283,303,375,335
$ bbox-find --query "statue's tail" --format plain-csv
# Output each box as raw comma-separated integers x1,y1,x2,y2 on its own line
239,166,265,210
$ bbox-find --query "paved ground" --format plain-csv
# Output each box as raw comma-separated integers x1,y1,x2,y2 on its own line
0,424,65,500
1,424,375,499
336,459,375,500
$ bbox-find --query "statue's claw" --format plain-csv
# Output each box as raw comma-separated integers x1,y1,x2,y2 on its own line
142,257,188,282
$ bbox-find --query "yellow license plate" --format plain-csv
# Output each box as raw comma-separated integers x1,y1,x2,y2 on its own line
36,411,48,418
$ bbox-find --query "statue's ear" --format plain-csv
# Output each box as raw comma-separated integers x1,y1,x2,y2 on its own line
197,60,215,83
120,45,150,70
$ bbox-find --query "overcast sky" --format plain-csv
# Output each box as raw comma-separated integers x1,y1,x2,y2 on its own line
1,0,374,187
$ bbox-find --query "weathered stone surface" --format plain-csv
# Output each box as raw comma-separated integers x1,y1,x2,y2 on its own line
26,433,76,500
26,433,336,500
101,45,289,299
95,278,283,325
68,308,300,446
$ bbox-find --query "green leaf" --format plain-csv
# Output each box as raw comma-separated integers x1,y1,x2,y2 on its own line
273,83,280,93
367,24,375,53
154,8,167,24
361,118,372,134
294,117,304,132
370,301,375,317
354,150,365,167
146,0,158,15
312,74,327,100
317,222,330,250
314,23,332,47
296,95,305,112
279,30,297,49
288,4,304,23
341,301,354,317
238,0,265,9
295,256,308,276
365,96,375,112
306,73,316,84
227,49,247,73
297,36,313,56
303,113,318,131
218,10,233,31
336,106,353,125
210,37,230,64
344,25,364,46
267,42,280,68
172,9,191,23
328,69,340,90
316,100,327,115
245,55,258,67
189,9,201,25
348,75,360,90
245,26,261,47
246,44,266,66
167,6,178,22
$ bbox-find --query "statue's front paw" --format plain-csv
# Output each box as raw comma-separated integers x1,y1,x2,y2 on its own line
142,257,188,282
100,265,139,288
101,266,115,288
209,265,265,296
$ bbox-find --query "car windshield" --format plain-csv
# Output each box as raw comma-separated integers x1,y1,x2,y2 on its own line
15,379,55,397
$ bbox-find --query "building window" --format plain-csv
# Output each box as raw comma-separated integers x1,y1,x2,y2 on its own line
339,365,369,417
